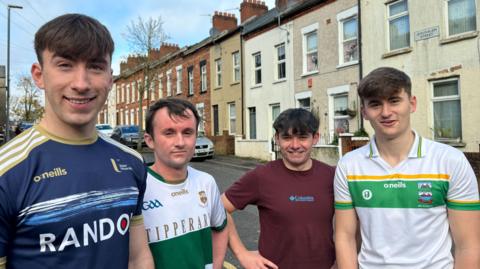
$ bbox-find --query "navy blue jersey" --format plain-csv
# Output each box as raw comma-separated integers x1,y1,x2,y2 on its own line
0,125,147,269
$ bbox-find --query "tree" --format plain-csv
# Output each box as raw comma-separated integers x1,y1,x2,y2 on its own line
123,16,169,150
11,75,44,123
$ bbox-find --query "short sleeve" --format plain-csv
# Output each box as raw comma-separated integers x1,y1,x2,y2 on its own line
131,162,147,226
0,174,15,264
446,153,480,210
334,162,354,210
209,179,227,231
224,168,260,210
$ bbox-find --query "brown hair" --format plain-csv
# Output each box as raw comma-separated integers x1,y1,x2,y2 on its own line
34,14,114,65
146,98,200,137
273,108,319,136
358,67,411,105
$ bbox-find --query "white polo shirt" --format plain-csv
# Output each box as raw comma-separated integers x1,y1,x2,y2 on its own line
334,131,480,269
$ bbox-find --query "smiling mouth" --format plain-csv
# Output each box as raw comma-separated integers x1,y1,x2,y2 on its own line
64,96,96,104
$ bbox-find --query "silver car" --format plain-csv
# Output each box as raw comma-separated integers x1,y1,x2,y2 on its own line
193,135,214,159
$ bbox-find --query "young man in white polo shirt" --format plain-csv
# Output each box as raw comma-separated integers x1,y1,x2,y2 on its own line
334,67,480,269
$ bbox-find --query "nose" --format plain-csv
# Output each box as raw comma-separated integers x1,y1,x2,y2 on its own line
291,137,300,149
174,133,185,148
380,104,392,117
71,67,90,92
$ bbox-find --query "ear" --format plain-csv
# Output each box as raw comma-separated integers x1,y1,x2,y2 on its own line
31,63,45,89
274,133,280,144
144,132,155,150
410,95,417,113
312,132,320,145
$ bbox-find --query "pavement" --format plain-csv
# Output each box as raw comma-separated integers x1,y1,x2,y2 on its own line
140,148,263,170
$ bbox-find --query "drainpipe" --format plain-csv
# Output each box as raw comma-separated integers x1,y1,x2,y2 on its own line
240,29,245,139
357,0,364,131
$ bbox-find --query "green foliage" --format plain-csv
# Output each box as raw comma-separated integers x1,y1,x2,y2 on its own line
353,128,369,137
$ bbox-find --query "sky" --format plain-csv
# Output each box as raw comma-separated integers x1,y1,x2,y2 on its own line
0,0,275,97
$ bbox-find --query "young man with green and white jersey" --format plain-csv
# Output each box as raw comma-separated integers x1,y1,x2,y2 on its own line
142,98,228,269
334,67,480,269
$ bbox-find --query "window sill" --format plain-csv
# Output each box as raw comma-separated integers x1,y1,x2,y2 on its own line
382,47,413,59
250,84,263,90
273,78,287,84
440,31,478,45
230,81,240,86
200,90,207,94
301,70,319,78
213,86,222,91
438,140,466,148
336,61,359,69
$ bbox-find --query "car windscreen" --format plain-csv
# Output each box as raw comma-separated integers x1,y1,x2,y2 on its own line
96,125,112,130
121,126,139,133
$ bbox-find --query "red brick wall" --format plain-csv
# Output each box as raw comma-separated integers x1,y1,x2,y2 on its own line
212,12,237,32
240,0,268,23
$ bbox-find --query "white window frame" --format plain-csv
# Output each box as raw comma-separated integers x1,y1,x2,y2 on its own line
215,59,222,87
431,77,462,142
143,76,148,100
188,67,194,95
275,43,286,81
301,23,319,75
445,0,477,37
232,51,240,83
121,83,125,103
295,91,312,110
126,84,130,104
327,85,350,143
337,6,359,67
200,62,207,92
166,69,172,96
196,103,205,134
252,52,262,86
228,102,236,135
387,0,410,51
130,109,134,125
176,65,183,94
158,74,164,99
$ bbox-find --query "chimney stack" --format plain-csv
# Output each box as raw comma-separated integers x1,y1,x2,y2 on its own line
157,43,180,59
275,0,306,11
240,0,268,23
212,11,238,32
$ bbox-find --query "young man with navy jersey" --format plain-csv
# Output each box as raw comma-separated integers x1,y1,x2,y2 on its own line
0,14,153,269
142,98,228,269
334,67,480,269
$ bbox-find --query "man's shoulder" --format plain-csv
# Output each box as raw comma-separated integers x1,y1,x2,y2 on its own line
187,166,216,184
312,159,335,171
98,134,143,162
0,128,49,177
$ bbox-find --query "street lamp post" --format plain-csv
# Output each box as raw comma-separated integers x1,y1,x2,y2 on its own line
6,4,23,141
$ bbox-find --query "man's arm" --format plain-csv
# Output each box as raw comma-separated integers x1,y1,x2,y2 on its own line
221,194,278,269
212,224,228,269
334,209,358,269
128,223,154,269
448,209,480,269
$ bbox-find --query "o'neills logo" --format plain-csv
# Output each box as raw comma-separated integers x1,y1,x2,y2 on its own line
39,213,131,253
33,167,68,182
171,188,189,197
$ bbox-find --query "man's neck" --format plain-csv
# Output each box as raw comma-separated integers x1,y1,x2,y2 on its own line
375,129,415,167
151,162,188,184
282,158,313,172
39,117,95,141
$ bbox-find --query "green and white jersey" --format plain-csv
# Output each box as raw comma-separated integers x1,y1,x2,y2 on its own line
143,166,227,269
334,132,480,269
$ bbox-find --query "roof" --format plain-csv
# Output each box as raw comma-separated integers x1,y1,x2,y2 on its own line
242,0,328,36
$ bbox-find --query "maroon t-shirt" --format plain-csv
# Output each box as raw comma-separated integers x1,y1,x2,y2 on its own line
225,159,335,269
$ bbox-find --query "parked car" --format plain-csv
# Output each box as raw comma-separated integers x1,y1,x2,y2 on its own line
193,134,214,159
111,125,143,148
95,124,114,137
19,122,34,132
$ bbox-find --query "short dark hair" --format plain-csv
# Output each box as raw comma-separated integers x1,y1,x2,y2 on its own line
145,98,200,137
273,108,319,136
358,67,411,105
34,14,114,65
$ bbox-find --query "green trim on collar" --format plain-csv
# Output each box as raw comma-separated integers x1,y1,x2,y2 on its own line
147,166,187,184
369,142,374,159
417,136,422,158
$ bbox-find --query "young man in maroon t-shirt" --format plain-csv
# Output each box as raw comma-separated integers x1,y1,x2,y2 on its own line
222,108,336,269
